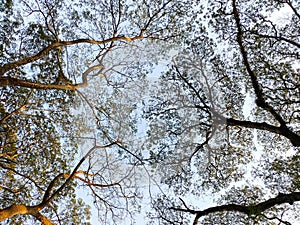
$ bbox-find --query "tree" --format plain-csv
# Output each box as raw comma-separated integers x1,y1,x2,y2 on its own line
1,0,299,224
0,0,190,224
144,0,300,224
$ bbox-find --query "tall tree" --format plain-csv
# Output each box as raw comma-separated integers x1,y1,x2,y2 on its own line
0,0,190,224
2,0,299,224
144,0,300,224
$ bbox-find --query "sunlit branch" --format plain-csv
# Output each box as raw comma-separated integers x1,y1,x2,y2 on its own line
0,35,144,77
39,141,119,209
0,65,103,90
0,141,120,223
31,211,54,225
0,204,54,225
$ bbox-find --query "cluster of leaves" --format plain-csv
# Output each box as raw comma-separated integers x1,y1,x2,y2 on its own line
1,0,300,224
143,0,300,224
0,0,193,224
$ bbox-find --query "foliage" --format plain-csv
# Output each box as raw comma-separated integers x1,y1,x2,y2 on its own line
0,0,300,225
0,0,188,224
143,0,300,224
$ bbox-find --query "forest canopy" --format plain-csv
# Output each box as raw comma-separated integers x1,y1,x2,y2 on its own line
0,0,299,224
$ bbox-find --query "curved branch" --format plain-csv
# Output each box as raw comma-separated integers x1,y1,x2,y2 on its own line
38,141,119,209
0,64,103,90
232,0,288,128
0,142,119,223
0,35,143,77
170,192,300,225
0,204,28,221
42,173,65,203
0,33,143,90
286,0,300,20
0,204,54,225
226,118,300,146
251,32,300,49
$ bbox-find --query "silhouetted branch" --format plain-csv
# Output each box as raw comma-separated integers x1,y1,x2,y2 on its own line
170,192,300,225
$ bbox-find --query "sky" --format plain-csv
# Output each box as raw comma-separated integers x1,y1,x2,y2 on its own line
73,3,300,225
3,1,298,224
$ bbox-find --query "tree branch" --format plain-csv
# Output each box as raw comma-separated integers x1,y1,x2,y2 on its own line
0,142,119,223
0,35,143,77
232,0,288,128
38,141,119,209
251,32,300,49
286,0,300,20
0,64,103,90
42,170,121,203
0,204,54,225
170,192,300,225
226,117,300,146
29,211,55,225
0,90,33,123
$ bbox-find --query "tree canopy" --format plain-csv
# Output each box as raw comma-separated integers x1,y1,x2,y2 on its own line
0,0,299,224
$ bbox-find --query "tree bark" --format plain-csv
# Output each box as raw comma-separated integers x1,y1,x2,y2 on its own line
0,204,54,225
